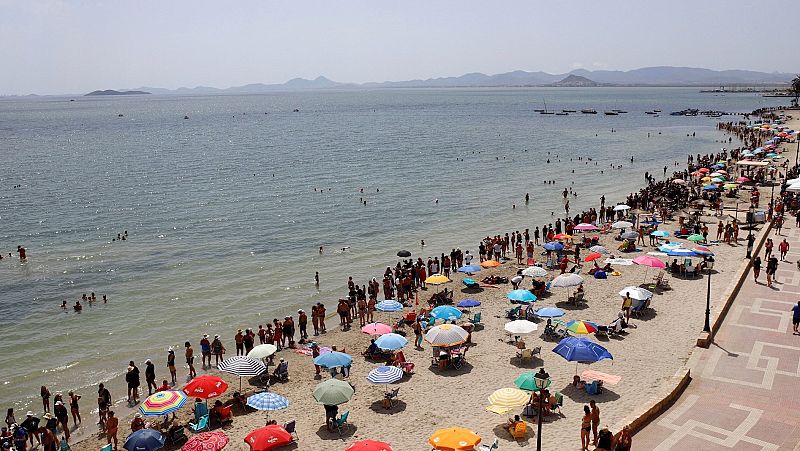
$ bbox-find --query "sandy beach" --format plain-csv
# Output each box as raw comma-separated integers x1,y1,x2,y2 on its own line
53,110,797,451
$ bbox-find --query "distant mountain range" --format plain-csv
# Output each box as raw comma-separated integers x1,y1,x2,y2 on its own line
85,89,150,96
108,66,793,96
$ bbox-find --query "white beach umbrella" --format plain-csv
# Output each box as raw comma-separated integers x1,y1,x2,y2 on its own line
504,320,538,335
247,344,278,359
551,273,584,288
612,221,634,229
618,286,653,301
589,245,609,254
424,324,469,347
522,266,548,278
613,204,631,211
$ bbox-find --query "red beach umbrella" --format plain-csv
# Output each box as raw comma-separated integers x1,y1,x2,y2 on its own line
244,425,292,451
583,252,603,262
345,440,394,451
183,375,228,399
182,431,229,451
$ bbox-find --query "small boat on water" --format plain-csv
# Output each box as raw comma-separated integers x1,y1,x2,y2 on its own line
556,112,569,116
604,111,619,116
645,111,657,115
539,99,555,114
612,109,628,113
653,109,661,112
533,109,545,112
562,109,576,113
581,109,597,114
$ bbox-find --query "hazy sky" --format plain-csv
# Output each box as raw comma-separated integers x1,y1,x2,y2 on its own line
1,0,794,95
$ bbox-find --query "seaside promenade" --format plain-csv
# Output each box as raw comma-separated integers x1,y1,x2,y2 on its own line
634,222,800,450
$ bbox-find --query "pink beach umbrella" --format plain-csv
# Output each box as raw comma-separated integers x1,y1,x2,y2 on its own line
573,223,599,232
633,255,666,283
361,323,393,335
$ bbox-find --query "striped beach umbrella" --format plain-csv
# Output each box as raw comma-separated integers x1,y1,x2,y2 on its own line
181,431,229,451
366,366,403,384
565,320,598,335
218,356,267,376
246,392,290,412
139,390,187,416
376,300,404,312
424,324,469,347
487,388,530,407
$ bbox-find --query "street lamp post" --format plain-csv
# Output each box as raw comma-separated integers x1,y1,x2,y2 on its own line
703,256,715,333
534,376,550,451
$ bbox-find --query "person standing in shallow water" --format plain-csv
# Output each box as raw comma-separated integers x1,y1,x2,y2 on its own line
185,341,196,379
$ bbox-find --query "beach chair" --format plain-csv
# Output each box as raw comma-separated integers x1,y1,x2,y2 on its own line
631,299,649,317
469,312,482,326
426,316,436,329
568,291,585,306
544,281,552,293
384,388,400,407
516,348,534,362
169,426,188,446
194,402,209,422
100,445,112,451
505,306,521,319
478,438,499,451
509,422,527,439
283,420,298,439
393,351,415,374
189,414,209,433
333,410,350,434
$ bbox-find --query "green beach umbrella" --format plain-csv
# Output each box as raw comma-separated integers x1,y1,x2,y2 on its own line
723,183,737,189
312,378,354,406
687,234,705,242
514,372,552,392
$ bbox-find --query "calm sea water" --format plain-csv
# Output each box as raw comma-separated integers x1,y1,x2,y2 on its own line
0,87,784,411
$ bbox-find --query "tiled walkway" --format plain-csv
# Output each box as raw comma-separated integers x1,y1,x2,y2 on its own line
635,224,800,450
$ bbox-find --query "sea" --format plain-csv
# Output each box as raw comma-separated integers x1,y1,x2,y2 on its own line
0,87,785,413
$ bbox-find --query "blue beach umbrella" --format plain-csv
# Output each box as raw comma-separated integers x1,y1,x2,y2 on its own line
535,307,565,318
367,366,403,384
457,265,482,273
246,392,290,411
313,351,353,368
457,299,481,308
667,248,699,257
552,337,613,363
376,300,404,312
431,305,463,320
650,230,669,237
543,242,564,251
507,289,537,303
374,333,408,350
123,429,165,451
703,185,718,191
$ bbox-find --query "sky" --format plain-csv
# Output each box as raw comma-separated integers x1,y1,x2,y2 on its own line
1,0,795,95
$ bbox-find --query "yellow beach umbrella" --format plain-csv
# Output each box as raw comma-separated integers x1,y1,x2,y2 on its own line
488,388,530,407
700,176,712,181
485,404,513,415
428,428,481,451
425,274,451,285
480,260,501,268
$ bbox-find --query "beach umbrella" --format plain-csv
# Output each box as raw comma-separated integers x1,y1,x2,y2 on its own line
246,392,290,412
243,425,292,451
613,204,631,211
426,274,451,285
672,179,687,185
376,300,403,312
698,168,710,173
487,388,530,407
456,299,481,308
553,233,572,241
480,260,501,268
522,266,548,277
551,273,583,288
374,333,408,350
396,250,411,258
565,320,598,335
313,351,353,368
583,252,603,262
182,431,229,451
658,242,681,251
424,324,469,347
506,289,537,303
552,337,613,363
345,440,394,451
504,320,538,335
457,265,481,273
139,390,187,417
612,221,633,229
247,344,278,360
361,323,393,335
687,234,705,242
366,366,403,384
313,378,354,405
703,185,718,191
723,183,738,189
124,429,166,451
183,375,228,399
514,372,552,392
618,286,653,301
667,249,699,257
620,231,639,240
589,245,609,254
543,241,564,251
535,307,565,318
218,356,267,391
573,223,599,231
632,255,666,269
431,305,463,321
693,247,714,256
428,428,481,451
650,230,669,237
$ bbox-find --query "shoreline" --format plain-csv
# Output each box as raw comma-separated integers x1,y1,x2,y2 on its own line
10,103,792,447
